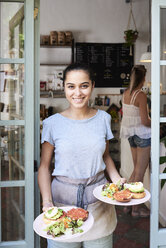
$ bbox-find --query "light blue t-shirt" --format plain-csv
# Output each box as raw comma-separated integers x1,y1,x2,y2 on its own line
41,109,113,179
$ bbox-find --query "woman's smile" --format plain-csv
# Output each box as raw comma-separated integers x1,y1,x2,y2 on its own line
64,70,94,109
72,97,84,103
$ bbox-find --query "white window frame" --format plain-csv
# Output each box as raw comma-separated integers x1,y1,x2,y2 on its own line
150,0,166,247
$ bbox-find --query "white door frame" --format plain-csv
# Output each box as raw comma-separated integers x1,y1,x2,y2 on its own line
151,0,166,247
0,0,35,247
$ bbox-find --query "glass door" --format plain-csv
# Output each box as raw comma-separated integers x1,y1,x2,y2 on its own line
151,0,166,247
0,0,35,247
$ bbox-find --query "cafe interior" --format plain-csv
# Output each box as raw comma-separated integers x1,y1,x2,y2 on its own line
0,0,166,247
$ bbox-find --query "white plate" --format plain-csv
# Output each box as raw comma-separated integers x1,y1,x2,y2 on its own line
93,184,151,206
33,206,94,241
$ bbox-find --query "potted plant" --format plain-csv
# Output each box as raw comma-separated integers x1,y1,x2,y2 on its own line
124,29,138,47
124,1,138,49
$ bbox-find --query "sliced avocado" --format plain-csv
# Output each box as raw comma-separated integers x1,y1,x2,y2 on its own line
50,209,63,219
44,209,63,220
129,187,144,193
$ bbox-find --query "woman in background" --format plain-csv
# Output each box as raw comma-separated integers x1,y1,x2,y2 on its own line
38,63,125,248
120,65,151,218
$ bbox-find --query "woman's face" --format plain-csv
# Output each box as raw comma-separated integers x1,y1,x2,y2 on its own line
64,70,94,109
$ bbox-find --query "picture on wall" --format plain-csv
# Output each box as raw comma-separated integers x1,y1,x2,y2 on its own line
76,42,134,88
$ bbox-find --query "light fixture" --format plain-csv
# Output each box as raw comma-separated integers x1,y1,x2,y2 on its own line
140,0,151,62
140,45,151,62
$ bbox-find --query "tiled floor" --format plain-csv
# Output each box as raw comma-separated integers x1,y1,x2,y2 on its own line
41,204,150,248
113,205,150,248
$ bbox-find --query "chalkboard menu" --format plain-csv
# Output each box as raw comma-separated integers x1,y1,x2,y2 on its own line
76,42,134,87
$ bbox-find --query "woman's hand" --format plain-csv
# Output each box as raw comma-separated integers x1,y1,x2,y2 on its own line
118,177,126,184
42,200,54,212
114,177,126,187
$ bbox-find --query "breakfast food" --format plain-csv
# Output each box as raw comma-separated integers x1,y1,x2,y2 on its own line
114,189,132,202
131,191,146,199
124,182,146,199
43,207,66,224
43,207,88,238
101,181,147,203
101,182,123,199
66,208,89,221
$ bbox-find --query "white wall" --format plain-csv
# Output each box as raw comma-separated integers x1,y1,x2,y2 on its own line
40,0,151,112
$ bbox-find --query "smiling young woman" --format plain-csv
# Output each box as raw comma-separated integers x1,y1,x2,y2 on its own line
62,64,96,120
38,63,126,248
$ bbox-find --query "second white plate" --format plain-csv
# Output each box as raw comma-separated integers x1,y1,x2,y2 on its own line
93,184,151,206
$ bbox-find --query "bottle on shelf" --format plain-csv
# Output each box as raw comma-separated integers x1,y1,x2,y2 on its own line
104,96,110,106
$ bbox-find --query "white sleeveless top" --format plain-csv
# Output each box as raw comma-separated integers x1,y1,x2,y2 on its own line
120,89,151,139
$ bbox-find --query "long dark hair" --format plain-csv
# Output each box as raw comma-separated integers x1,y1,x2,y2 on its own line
129,65,147,94
63,63,95,85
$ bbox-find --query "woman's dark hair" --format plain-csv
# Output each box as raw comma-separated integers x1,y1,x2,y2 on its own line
63,63,95,84
129,65,147,94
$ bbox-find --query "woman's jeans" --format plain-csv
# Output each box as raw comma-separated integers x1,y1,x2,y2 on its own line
47,234,113,248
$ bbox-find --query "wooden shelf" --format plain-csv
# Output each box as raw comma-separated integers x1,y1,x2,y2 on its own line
97,93,121,96
40,39,74,49
40,63,68,66
40,45,72,48
94,105,109,111
40,90,65,98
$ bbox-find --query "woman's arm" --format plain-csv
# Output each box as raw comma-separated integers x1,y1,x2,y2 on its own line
38,141,54,210
138,92,151,127
103,141,125,184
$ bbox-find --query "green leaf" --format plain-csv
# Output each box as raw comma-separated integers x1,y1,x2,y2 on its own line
161,179,166,189
124,29,138,46
19,34,24,41
160,136,166,147
161,168,166,190
77,219,83,227
160,156,166,164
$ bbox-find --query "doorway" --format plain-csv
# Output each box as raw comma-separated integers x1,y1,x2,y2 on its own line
0,0,37,247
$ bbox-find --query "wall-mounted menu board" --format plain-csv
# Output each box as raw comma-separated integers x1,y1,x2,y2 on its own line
76,42,134,87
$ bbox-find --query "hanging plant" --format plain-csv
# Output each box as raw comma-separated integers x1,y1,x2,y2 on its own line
124,29,138,47
124,1,138,55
